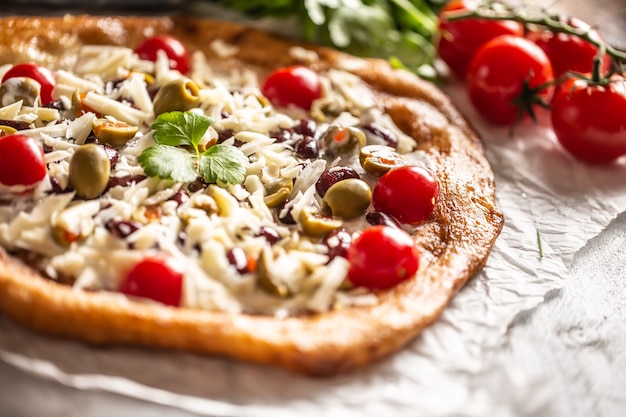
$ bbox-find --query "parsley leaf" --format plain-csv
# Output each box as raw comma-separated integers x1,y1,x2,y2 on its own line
138,144,197,183
152,111,212,149
199,144,249,185
139,111,249,185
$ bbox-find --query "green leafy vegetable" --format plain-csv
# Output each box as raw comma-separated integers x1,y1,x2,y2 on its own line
139,111,249,185
199,145,250,185
205,0,444,79
138,145,198,183
152,111,212,148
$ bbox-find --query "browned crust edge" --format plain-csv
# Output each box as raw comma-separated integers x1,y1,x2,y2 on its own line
0,15,504,376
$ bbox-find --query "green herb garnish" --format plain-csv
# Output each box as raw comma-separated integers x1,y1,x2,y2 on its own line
139,111,249,185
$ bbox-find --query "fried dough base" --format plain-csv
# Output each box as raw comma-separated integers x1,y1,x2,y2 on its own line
0,16,504,376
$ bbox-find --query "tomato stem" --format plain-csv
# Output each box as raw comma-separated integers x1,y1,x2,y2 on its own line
444,4,626,64
591,43,606,83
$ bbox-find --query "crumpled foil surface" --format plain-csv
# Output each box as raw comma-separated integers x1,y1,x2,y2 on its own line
1,76,625,417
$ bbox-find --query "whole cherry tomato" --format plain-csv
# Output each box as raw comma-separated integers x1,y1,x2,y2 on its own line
119,255,184,306
347,225,420,290
551,75,626,164
134,35,190,74
1,63,56,105
467,35,554,125
261,66,322,110
437,0,524,79
372,165,439,225
528,18,612,78
0,134,47,187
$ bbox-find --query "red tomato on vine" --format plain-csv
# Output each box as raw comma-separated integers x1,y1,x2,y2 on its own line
551,75,626,164
528,18,612,78
467,35,554,125
437,0,524,79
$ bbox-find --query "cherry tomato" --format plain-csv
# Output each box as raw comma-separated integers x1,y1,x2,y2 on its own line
528,18,612,78
551,75,626,164
0,134,47,187
347,225,420,290
372,165,439,225
261,66,322,110
134,35,190,74
467,35,554,125
119,255,184,306
437,0,524,79
1,63,56,105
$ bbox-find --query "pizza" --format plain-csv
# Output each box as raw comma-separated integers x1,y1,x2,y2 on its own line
0,15,503,376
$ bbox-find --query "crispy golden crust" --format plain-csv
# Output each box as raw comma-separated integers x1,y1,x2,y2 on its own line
0,15,503,376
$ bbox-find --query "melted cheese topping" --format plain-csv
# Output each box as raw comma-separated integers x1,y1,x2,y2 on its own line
0,43,430,316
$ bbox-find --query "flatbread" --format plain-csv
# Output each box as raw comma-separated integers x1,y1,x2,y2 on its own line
0,15,503,376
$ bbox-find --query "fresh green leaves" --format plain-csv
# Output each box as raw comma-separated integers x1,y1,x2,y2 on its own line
152,111,212,148
199,144,251,185
139,111,249,185
139,145,198,183
208,0,444,79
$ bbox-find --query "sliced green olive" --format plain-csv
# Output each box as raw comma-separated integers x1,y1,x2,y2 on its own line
50,201,97,247
92,118,139,147
245,93,270,108
323,125,366,156
0,77,39,107
152,78,201,116
264,187,291,208
299,206,343,238
51,216,93,247
208,185,239,217
359,144,406,176
70,90,83,117
322,178,372,219
130,71,155,87
263,177,293,208
0,125,17,137
51,223,84,247
256,249,289,297
68,144,111,199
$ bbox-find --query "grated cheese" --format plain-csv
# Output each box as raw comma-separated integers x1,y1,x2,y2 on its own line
0,39,432,316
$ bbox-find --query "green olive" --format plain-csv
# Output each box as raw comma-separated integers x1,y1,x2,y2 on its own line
131,71,155,87
359,145,406,176
68,144,111,199
263,177,293,208
0,77,39,107
51,223,83,247
323,125,366,156
50,202,96,247
256,249,289,297
246,93,270,108
264,187,291,208
299,206,343,238
0,125,17,136
92,118,139,147
71,90,83,117
322,178,372,219
152,78,201,116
